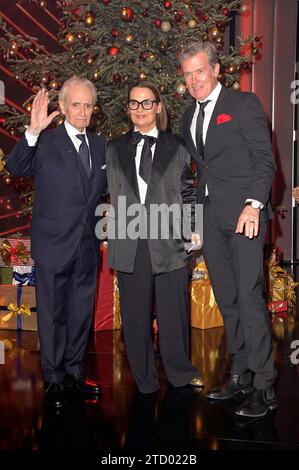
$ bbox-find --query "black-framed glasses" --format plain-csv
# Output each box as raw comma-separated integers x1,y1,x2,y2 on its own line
128,99,159,110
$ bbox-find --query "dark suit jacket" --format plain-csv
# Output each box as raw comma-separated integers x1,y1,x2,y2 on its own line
7,124,106,267
106,130,196,274
181,86,276,225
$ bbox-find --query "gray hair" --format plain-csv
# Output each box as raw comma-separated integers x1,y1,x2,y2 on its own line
180,41,219,68
58,76,97,104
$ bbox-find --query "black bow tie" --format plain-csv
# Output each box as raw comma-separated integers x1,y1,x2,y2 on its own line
131,131,157,147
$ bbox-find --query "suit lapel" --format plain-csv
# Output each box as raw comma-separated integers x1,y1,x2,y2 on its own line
205,86,228,158
183,102,198,161
145,132,173,205
118,130,141,202
86,132,99,200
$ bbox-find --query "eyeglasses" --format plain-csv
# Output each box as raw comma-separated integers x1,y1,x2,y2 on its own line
128,99,159,110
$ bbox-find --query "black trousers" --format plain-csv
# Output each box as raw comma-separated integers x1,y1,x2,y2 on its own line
35,231,98,383
117,239,197,393
203,198,276,389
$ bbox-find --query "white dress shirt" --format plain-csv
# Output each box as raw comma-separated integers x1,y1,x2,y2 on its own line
134,126,158,205
190,82,262,209
25,120,92,170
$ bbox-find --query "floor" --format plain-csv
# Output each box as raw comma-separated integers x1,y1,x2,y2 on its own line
1,311,299,454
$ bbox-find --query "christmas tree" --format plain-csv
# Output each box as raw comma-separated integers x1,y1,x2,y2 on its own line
0,0,260,214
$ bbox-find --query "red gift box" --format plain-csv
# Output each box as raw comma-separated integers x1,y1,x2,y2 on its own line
93,243,121,331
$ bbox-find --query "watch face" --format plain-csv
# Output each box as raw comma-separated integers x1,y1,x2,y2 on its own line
251,201,260,209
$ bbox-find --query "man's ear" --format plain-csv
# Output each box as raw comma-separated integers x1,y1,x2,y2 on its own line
58,100,65,115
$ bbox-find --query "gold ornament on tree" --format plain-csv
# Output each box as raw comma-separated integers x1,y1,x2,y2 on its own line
138,71,147,80
124,34,135,44
85,13,95,26
65,32,75,43
188,19,197,29
161,21,171,33
176,82,187,95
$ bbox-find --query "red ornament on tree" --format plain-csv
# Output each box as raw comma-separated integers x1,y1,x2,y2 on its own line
174,11,184,22
142,10,149,18
139,52,147,61
111,29,120,37
164,1,172,9
102,0,110,4
113,73,121,82
107,46,120,56
154,18,162,27
120,7,134,22
222,7,230,16
73,7,80,17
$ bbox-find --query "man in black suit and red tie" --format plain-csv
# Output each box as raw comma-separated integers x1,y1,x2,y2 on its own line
7,78,106,409
181,42,277,418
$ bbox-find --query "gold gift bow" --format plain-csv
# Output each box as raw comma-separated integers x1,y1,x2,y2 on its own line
0,239,28,266
2,303,31,322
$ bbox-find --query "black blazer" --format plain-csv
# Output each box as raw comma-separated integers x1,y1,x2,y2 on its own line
106,130,196,274
181,86,277,225
7,124,106,267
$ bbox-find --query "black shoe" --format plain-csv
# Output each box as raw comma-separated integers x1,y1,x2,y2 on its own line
235,387,277,418
63,373,102,396
44,382,66,409
206,374,253,400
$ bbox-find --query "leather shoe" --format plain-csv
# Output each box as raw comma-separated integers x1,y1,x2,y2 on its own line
189,376,205,388
63,373,102,396
235,387,277,418
44,382,66,409
206,374,253,400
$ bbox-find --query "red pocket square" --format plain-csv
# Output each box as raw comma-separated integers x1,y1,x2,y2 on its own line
217,113,232,124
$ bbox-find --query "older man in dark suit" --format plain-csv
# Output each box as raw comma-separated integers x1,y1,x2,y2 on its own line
7,78,106,408
181,42,277,418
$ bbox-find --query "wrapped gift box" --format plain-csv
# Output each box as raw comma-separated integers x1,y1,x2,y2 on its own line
0,284,37,331
189,261,224,329
0,237,34,267
93,243,121,331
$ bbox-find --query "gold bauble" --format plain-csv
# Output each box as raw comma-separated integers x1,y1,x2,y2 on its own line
85,13,95,26
188,19,197,29
65,32,75,43
93,70,100,79
124,34,135,44
161,21,171,33
210,27,220,39
176,82,187,95
138,71,147,81
10,40,19,51
87,56,94,64
3,174,12,185
50,80,58,89
93,105,100,114
233,81,240,90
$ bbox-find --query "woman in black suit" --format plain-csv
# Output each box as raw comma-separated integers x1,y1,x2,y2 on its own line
106,81,203,393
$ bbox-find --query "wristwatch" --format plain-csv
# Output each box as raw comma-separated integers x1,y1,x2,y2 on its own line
245,200,261,209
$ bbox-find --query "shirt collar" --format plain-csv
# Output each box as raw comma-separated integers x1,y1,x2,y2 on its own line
64,120,87,139
196,81,222,107
134,125,158,139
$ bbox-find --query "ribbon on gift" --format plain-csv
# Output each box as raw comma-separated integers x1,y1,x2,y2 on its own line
0,239,28,266
1,284,36,330
13,267,36,286
2,302,31,323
